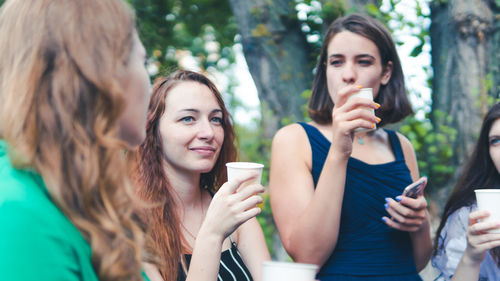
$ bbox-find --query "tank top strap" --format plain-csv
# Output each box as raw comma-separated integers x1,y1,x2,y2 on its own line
297,122,331,187
298,122,319,141
385,129,404,161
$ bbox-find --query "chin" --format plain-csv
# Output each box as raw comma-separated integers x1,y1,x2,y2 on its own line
196,162,217,174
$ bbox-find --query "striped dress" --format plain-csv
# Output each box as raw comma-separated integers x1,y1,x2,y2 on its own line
177,238,253,281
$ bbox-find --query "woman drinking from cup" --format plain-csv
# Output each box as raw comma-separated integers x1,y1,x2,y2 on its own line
269,13,431,280
432,102,500,280
132,70,270,281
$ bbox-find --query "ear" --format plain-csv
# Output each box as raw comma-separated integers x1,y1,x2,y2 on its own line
381,61,393,86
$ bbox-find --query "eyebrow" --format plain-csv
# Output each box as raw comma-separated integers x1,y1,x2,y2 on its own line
179,108,223,114
328,54,376,59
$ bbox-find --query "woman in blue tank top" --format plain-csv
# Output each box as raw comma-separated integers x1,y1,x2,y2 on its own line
269,13,432,280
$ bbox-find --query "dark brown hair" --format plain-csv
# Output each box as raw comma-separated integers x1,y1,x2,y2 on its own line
133,70,237,281
433,102,500,265
308,13,413,126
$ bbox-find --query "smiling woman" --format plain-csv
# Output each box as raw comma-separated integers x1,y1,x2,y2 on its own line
132,70,270,281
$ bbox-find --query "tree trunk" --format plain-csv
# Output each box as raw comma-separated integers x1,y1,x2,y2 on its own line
430,0,499,191
228,0,314,139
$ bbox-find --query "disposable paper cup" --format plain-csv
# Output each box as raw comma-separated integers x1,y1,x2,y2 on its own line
475,189,500,233
347,88,375,134
262,261,318,281
226,162,264,187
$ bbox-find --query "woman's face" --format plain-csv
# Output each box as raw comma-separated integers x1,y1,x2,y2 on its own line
117,33,152,147
325,31,392,100
159,81,225,175
489,118,500,173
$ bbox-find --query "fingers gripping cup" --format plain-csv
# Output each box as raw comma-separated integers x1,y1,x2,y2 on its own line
262,261,318,281
226,162,264,188
347,88,375,134
474,189,500,233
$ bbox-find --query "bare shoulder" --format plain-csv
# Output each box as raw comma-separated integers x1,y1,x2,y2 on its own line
272,123,308,146
395,132,419,179
395,132,416,154
271,123,312,167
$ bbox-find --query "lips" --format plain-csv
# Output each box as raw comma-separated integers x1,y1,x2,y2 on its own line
190,146,216,156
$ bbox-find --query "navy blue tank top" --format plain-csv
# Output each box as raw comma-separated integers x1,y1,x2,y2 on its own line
298,122,421,281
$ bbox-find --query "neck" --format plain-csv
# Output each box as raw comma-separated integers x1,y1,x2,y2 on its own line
162,161,202,208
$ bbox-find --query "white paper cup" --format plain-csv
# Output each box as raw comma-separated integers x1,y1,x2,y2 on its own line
262,261,318,281
226,162,264,187
475,189,500,233
347,88,375,134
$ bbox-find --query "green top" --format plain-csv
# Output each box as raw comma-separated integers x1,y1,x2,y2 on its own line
0,140,150,281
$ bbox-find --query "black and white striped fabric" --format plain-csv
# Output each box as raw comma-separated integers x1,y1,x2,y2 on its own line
178,239,253,281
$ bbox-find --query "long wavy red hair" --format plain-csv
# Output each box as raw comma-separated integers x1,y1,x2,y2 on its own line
133,70,237,281
0,0,148,280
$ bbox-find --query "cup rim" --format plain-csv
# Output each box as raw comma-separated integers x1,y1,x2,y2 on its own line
226,162,264,169
262,261,318,270
474,189,500,193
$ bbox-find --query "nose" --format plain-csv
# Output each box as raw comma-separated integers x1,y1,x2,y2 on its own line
197,119,215,141
342,62,357,85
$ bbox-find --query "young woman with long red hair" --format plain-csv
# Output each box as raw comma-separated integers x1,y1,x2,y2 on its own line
133,70,270,281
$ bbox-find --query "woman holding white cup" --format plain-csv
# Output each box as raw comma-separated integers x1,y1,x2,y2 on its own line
269,13,431,281
132,70,270,281
433,102,500,280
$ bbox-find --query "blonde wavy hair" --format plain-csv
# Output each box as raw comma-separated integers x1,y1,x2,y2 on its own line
0,0,147,280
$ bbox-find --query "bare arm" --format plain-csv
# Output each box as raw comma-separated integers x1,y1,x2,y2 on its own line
270,85,380,266
234,218,271,281
187,175,265,281
269,124,348,266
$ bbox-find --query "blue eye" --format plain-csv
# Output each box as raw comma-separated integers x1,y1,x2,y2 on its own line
180,116,194,123
211,117,223,125
489,138,500,146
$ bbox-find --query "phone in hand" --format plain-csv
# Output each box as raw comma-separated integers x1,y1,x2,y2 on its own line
402,176,428,199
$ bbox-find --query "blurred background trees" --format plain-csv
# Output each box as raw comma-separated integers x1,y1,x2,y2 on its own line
1,0,498,264
126,0,500,263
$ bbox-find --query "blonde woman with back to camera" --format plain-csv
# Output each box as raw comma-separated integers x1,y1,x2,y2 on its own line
0,0,153,280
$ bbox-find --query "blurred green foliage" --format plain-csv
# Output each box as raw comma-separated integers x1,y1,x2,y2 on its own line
400,112,456,195
127,0,238,78
0,0,471,258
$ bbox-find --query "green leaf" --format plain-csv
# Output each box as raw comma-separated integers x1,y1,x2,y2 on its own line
365,4,380,16
410,42,424,57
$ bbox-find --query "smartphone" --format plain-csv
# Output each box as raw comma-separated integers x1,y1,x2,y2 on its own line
402,176,428,199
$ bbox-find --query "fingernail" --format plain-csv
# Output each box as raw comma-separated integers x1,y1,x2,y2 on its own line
384,197,391,203
356,85,363,89
384,203,389,209
375,117,381,123
372,124,376,128
381,217,387,222
395,196,402,202
375,103,381,108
